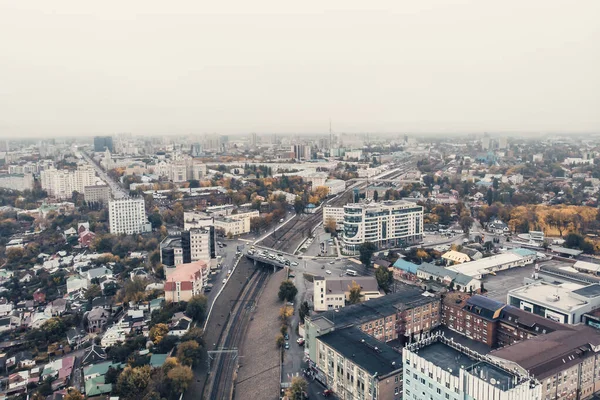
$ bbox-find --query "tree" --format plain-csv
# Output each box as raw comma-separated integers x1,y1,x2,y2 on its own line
459,215,474,234
186,294,208,322
166,365,193,394
149,323,169,344
278,280,298,302
375,267,393,293
276,334,285,348
181,327,204,345
358,242,377,267
298,301,311,322
324,218,337,234
348,280,362,304
279,306,294,323
116,365,152,399
486,188,493,206
294,196,305,214
64,389,85,400
286,376,308,399
280,325,288,336
85,284,102,301
176,340,202,367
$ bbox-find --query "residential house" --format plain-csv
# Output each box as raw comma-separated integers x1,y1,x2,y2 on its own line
169,315,192,337
66,275,88,294
441,250,471,265
45,299,67,317
487,219,509,234
81,345,107,367
87,308,109,333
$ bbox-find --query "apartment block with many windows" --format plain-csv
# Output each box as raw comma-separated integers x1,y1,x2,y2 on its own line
108,198,151,235
341,200,423,254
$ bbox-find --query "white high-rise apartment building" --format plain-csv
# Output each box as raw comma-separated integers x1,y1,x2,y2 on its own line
108,198,151,235
40,165,96,199
341,200,423,254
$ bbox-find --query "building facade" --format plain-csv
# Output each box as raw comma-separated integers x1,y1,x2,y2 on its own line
323,206,345,227
164,261,208,302
108,198,151,235
214,210,258,236
316,327,403,400
40,166,96,199
313,276,383,311
94,136,113,152
0,174,34,191
403,334,541,400
84,185,111,205
341,200,423,254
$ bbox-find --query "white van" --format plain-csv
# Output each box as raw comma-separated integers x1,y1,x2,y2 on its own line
346,269,358,276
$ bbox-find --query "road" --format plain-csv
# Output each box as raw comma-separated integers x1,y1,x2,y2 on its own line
77,150,128,199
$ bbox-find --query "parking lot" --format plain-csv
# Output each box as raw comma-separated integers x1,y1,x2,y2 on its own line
482,264,535,302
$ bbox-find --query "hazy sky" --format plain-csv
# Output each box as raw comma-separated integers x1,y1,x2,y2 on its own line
0,1,598,137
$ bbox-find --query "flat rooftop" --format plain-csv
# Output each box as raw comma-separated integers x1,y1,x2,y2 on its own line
466,362,515,388
508,281,590,311
448,252,524,277
318,327,402,376
314,284,437,328
415,341,474,377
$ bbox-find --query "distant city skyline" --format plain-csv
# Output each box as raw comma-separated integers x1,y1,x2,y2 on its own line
1,0,598,137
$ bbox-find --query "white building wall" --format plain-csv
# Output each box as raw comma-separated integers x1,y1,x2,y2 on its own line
108,198,151,235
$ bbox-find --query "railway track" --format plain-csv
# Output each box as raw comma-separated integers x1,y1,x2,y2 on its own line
206,268,270,400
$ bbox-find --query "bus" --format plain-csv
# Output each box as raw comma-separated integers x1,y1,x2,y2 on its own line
346,269,358,276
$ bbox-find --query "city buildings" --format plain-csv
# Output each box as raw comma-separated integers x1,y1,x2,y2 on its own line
403,333,541,400
183,211,214,231
324,179,346,195
489,325,600,400
164,261,208,302
83,184,111,205
305,286,441,363
416,263,481,293
40,165,97,199
213,210,258,236
315,327,403,400
313,276,383,311
446,249,536,280
507,281,600,324
322,205,345,227
0,173,34,191
340,200,424,254
108,198,151,235
93,136,113,153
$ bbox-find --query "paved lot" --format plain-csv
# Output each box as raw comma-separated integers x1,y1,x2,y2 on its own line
482,265,534,302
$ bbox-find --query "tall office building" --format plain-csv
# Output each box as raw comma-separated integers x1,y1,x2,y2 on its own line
340,200,423,254
108,198,151,235
250,132,257,147
40,165,96,199
94,136,114,152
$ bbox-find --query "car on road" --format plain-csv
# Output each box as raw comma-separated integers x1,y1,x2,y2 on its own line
284,333,289,340
296,338,305,345
284,342,290,349
286,302,293,307
222,278,227,284
329,260,335,264
325,270,332,275
291,262,298,266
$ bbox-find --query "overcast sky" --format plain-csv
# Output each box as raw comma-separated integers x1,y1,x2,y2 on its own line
0,1,598,137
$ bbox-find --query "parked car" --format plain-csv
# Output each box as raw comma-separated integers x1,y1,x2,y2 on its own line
325,270,332,275
284,333,289,340
284,342,290,349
